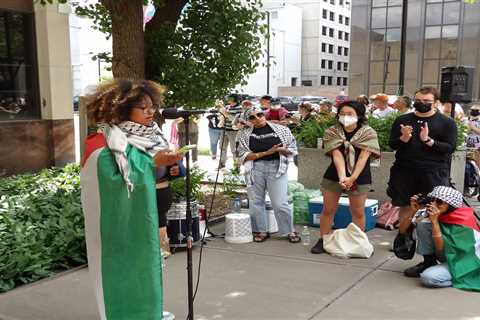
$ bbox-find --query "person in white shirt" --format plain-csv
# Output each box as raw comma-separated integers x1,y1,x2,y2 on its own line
393,96,413,114
371,93,396,118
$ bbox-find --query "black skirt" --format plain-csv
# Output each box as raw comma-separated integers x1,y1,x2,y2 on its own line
156,186,173,228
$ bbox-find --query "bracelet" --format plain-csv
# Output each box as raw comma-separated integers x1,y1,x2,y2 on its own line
432,233,442,238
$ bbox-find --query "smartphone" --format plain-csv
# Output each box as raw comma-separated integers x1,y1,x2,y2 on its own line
178,144,197,153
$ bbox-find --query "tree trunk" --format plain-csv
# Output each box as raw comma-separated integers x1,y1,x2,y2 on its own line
101,0,145,79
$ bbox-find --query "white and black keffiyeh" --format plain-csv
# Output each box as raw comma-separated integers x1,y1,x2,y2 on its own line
99,121,169,195
236,121,297,186
428,186,463,209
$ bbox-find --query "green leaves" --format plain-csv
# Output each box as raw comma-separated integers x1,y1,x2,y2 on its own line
0,164,86,292
169,165,207,201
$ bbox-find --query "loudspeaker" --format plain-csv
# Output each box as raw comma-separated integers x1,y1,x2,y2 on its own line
440,66,475,103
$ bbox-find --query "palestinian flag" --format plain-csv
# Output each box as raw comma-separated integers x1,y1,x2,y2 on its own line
80,133,163,319
440,207,480,292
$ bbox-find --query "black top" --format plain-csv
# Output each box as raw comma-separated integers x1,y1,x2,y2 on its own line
207,113,221,129
323,126,372,185
389,111,457,170
249,125,282,161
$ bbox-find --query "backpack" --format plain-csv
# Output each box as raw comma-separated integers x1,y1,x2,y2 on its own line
376,201,400,230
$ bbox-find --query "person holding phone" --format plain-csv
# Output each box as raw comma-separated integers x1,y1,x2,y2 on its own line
311,101,380,254
236,106,300,243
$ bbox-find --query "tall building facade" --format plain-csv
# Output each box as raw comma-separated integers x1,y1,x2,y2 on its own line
349,0,480,99
291,0,351,88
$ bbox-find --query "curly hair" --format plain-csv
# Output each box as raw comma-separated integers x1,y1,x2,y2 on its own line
86,79,166,124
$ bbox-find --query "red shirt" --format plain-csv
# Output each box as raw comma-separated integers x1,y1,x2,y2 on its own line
265,107,288,121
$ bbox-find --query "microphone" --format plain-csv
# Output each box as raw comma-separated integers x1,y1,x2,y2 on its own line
160,107,209,119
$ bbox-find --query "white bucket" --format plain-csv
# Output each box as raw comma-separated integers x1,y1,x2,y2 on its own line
225,213,253,244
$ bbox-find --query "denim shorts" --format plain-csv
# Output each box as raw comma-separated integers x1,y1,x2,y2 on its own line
321,178,371,196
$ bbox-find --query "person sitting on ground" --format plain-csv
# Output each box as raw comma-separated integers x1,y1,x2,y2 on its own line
311,101,381,254
236,106,300,243
371,93,396,118
403,186,480,291
264,98,289,126
393,96,412,114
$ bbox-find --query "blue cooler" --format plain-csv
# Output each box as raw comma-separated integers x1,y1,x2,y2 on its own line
308,196,378,231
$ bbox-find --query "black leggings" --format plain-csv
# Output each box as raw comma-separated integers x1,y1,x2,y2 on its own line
156,186,173,228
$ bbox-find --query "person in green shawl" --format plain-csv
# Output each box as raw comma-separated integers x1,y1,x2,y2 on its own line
311,101,381,254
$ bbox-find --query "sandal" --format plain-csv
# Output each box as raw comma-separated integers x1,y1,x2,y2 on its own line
254,232,269,242
287,232,301,243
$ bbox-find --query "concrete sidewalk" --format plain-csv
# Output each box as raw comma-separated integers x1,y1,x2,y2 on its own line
0,225,478,320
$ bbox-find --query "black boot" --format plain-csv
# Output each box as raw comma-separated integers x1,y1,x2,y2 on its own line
403,255,437,278
311,238,325,254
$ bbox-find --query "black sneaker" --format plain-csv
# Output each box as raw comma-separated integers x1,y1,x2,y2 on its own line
311,239,325,254
403,261,437,278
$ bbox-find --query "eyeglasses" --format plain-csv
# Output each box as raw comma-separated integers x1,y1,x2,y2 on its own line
248,112,265,121
133,104,160,115
414,99,434,104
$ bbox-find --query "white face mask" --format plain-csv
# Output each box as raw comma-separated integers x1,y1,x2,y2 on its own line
339,115,358,127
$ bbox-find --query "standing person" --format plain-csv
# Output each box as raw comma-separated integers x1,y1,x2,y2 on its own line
356,95,370,108
466,104,480,149
176,115,199,162
319,99,336,114
206,100,225,160
260,95,273,110
264,98,289,126
235,99,254,129
371,93,395,118
310,101,381,254
219,94,242,170
81,79,183,319
387,87,457,236
236,106,301,243
393,96,413,114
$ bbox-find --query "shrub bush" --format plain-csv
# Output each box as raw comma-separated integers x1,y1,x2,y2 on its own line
0,164,86,292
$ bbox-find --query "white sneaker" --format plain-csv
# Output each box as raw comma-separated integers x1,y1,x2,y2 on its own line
163,311,175,320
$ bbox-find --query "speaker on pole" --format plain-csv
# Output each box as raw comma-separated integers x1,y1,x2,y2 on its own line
440,66,475,103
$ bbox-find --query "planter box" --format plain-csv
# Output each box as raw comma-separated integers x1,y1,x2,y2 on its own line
298,148,466,204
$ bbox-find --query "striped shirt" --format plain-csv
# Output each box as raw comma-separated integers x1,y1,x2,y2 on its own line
224,104,242,131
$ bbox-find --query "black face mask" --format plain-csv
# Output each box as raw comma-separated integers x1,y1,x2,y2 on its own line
471,110,480,117
413,101,432,113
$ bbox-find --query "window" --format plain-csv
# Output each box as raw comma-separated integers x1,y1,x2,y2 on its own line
337,62,342,70
328,60,333,69
330,12,335,21
344,47,349,56
344,62,348,71
322,26,327,36
302,80,313,86
339,0,344,5
343,77,348,86
322,9,327,19
321,43,326,52
338,30,343,40
0,9,39,121
345,17,350,26
321,76,326,85
329,28,334,37
345,32,349,41
291,77,297,87
329,44,334,53
337,77,342,85
321,59,326,69
338,46,343,55
339,15,343,24
330,0,335,4
327,76,333,85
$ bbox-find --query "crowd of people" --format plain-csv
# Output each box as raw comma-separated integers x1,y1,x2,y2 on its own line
79,80,479,319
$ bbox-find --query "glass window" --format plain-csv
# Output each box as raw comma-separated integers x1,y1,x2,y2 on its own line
339,15,343,24
330,0,335,5
0,10,39,121
344,62,348,71
321,76,326,85
338,46,343,55
345,17,350,26
370,29,386,60
328,60,333,69
321,43,326,52
440,59,456,70
387,6,402,28
386,28,401,60
426,3,442,26
370,62,385,83
323,9,327,19
337,77,341,86
424,37,441,59
322,26,327,35
442,25,459,39
441,38,457,60
422,60,440,84
330,12,335,21
372,0,387,7
343,77,347,86
389,0,402,6
321,59,326,68
337,61,342,70
344,47,349,56
443,2,460,25
386,60,399,84
345,32,349,41
425,25,441,39
329,44,334,53
338,30,343,39
329,28,334,37
372,8,387,29
327,76,333,85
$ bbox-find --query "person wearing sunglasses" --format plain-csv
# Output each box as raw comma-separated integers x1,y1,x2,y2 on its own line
236,106,300,243
404,186,480,291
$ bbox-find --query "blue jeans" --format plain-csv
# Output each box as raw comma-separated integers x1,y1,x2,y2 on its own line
420,263,452,288
247,160,294,235
209,128,222,157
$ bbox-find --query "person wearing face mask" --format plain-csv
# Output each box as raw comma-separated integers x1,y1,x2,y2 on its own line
264,98,289,126
387,87,457,237
466,104,480,149
311,101,381,254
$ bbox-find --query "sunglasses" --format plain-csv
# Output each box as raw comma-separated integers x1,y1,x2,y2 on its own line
133,104,160,115
248,112,265,121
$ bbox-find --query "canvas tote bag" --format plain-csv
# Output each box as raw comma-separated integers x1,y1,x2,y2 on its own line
323,223,374,258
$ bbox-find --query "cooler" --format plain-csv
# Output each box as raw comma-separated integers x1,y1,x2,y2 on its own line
308,196,378,231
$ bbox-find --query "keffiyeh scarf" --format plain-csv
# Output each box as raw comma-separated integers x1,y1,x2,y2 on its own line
323,124,380,174
99,121,169,195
